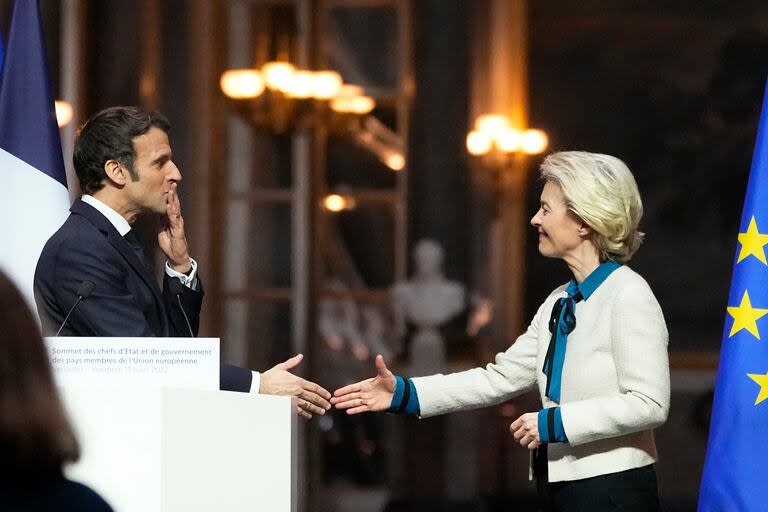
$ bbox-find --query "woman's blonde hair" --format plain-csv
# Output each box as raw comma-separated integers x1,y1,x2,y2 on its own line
540,151,644,263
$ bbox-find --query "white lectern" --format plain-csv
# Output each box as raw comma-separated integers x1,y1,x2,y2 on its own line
47,338,298,512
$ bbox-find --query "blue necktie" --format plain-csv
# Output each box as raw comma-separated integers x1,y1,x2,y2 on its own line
543,282,583,401
542,260,621,402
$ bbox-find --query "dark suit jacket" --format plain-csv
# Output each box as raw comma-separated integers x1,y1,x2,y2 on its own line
34,199,252,392
0,470,113,511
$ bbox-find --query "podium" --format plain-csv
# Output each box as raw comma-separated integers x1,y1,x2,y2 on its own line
47,338,298,512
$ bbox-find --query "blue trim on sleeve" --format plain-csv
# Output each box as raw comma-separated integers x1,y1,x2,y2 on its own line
404,378,421,415
538,409,550,443
388,375,406,412
537,407,568,444
387,376,420,415
553,407,568,443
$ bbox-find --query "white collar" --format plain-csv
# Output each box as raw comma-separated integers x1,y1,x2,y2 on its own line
81,195,132,236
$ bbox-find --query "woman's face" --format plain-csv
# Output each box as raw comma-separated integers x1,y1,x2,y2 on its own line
530,181,586,260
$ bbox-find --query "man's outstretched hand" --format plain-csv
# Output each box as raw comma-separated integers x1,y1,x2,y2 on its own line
260,354,332,420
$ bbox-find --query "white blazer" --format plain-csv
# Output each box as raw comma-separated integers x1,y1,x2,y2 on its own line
411,265,670,482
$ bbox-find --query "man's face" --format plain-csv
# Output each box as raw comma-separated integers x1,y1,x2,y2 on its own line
123,127,181,214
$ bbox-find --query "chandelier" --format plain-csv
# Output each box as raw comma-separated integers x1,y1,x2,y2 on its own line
466,113,548,164
220,61,377,134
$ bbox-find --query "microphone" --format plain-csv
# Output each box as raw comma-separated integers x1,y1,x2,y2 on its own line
168,278,194,337
56,280,95,336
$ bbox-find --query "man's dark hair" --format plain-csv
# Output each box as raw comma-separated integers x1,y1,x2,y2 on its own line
74,106,171,195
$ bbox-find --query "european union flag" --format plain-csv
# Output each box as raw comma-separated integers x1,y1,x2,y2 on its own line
698,80,768,511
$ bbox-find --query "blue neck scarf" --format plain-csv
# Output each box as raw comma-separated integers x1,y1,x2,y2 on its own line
543,260,621,402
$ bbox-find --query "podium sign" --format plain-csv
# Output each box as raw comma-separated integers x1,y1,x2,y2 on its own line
61,388,297,512
45,337,219,390
46,337,297,511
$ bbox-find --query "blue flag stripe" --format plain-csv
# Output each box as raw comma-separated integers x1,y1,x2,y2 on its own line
0,26,5,74
0,0,66,187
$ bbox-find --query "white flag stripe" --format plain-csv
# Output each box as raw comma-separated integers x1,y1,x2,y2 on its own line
0,147,69,310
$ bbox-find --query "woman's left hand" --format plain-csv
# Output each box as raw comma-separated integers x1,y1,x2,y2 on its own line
510,412,541,450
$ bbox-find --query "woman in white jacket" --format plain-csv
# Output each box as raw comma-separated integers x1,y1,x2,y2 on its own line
332,151,670,512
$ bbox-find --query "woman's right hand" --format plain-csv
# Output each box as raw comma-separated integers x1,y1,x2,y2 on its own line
331,355,397,414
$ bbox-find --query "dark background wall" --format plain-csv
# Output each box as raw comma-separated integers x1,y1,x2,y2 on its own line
4,1,768,508
408,0,470,284
525,0,768,352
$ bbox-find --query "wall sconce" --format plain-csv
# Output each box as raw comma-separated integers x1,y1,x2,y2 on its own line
54,100,73,127
322,193,356,212
466,113,548,161
220,61,376,133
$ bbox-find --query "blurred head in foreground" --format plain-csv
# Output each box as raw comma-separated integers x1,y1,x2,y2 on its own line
0,272,79,478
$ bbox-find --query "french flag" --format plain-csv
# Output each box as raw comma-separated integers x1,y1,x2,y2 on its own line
0,0,70,309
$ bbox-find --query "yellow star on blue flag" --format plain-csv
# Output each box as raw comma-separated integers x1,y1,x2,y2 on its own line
747,372,768,405
699,81,768,511
737,216,768,265
727,290,768,339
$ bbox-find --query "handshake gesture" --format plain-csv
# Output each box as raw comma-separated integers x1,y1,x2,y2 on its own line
272,353,541,451
259,354,396,420
329,355,542,450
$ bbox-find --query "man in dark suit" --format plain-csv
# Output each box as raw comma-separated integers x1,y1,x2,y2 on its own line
34,106,330,419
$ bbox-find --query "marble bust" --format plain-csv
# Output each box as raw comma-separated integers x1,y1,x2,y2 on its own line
391,239,465,373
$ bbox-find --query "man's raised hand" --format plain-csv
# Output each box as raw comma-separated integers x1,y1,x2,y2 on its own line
158,183,191,273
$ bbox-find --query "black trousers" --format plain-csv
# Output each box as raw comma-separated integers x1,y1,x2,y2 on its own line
533,446,660,512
